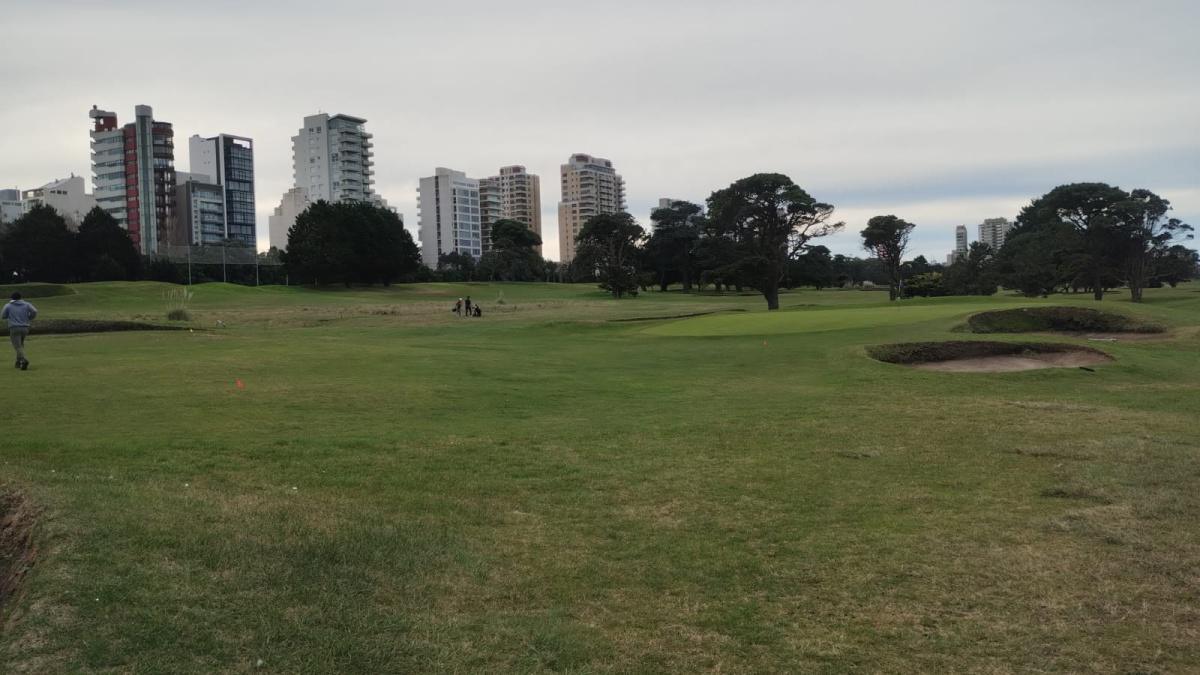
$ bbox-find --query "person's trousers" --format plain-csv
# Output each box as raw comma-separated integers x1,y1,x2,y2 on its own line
9,327,28,364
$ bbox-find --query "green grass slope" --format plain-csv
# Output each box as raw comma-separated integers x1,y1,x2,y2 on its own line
2,282,1199,673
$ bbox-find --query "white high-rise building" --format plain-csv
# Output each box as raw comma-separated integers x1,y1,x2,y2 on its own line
947,224,969,264
418,168,481,268
0,189,22,226
978,217,1012,252
270,113,387,246
20,175,97,229
88,107,127,228
558,153,625,262
291,113,384,206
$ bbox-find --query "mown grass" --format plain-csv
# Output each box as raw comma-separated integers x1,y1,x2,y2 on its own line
2,282,1200,672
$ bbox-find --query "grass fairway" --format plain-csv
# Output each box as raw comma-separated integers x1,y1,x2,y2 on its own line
3,282,1200,673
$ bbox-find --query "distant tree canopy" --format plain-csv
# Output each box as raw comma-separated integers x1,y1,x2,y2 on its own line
575,212,645,298
645,200,703,292
1003,183,1194,300
0,205,75,283
860,215,916,301
76,207,141,281
0,204,143,283
942,242,998,296
477,219,544,282
283,200,420,286
706,173,842,309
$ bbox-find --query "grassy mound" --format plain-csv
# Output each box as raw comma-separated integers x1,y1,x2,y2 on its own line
0,491,37,616
15,319,186,335
867,340,1108,365
0,284,75,299
967,307,1164,334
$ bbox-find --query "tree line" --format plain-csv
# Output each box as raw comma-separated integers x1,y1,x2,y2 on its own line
569,178,1195,308
0,205,142,283
5,180,1194,306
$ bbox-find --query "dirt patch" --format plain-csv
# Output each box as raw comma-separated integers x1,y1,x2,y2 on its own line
966,306,1164,335
1,490,38,623
19,319,186,336
868,340,1113,373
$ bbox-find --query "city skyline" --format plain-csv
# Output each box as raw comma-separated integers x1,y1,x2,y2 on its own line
2,1,1197,261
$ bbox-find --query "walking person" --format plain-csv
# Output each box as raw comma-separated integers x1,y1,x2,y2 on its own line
3,292,38,371
464,296,473,317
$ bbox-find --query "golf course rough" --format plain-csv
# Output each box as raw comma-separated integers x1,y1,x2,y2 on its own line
1,281,1199,673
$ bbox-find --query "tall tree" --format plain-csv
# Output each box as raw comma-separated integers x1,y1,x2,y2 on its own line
479,219,543,281
994,219,1076,297
76,206,140,281
282,201,417,286
282,201,350,286
1114,189,1193,302
706,174,842,309
574,212,645,298
942,242,998,296
0,204,75,282
860,215,916,300
1017,183,1128,300
788,245,835,289
646,200,703,291
1153,245,1199,287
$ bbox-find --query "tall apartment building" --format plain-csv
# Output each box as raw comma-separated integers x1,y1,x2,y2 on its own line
270,112,386,248
20,175,97,229
188,134,256,245
558,153,625,262
947,224,969,264
479,165,541,253
88,105,176,254
173,173,227,246
978,217,1013,252
1,189,25,226
292,113,384,205
417,168,481,268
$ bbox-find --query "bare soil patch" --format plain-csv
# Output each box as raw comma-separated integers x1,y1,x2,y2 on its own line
19,319,186,336
1,490,38,624
868,340,1113,373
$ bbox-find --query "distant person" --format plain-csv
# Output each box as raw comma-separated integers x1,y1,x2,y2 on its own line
454,298,463,316
473,305,482,318
464,296,473,316
2,292,38,371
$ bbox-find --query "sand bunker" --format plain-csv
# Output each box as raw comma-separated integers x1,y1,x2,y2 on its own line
868,340,1113,373
913,350,1112,372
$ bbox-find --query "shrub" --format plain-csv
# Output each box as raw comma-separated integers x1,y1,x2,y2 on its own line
966,307,1164,334
166,308,192,321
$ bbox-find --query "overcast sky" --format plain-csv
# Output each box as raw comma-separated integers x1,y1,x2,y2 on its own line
2,0,1197,262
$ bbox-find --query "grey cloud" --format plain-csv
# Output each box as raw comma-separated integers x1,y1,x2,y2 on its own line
1,0,1197,260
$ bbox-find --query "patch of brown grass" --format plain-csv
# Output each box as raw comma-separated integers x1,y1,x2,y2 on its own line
1,490,38,625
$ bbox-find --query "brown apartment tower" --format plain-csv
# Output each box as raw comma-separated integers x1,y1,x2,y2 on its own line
557,153,625,262
478,165,542,254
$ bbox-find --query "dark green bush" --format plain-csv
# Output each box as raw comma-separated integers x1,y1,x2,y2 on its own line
967,307,1164,334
